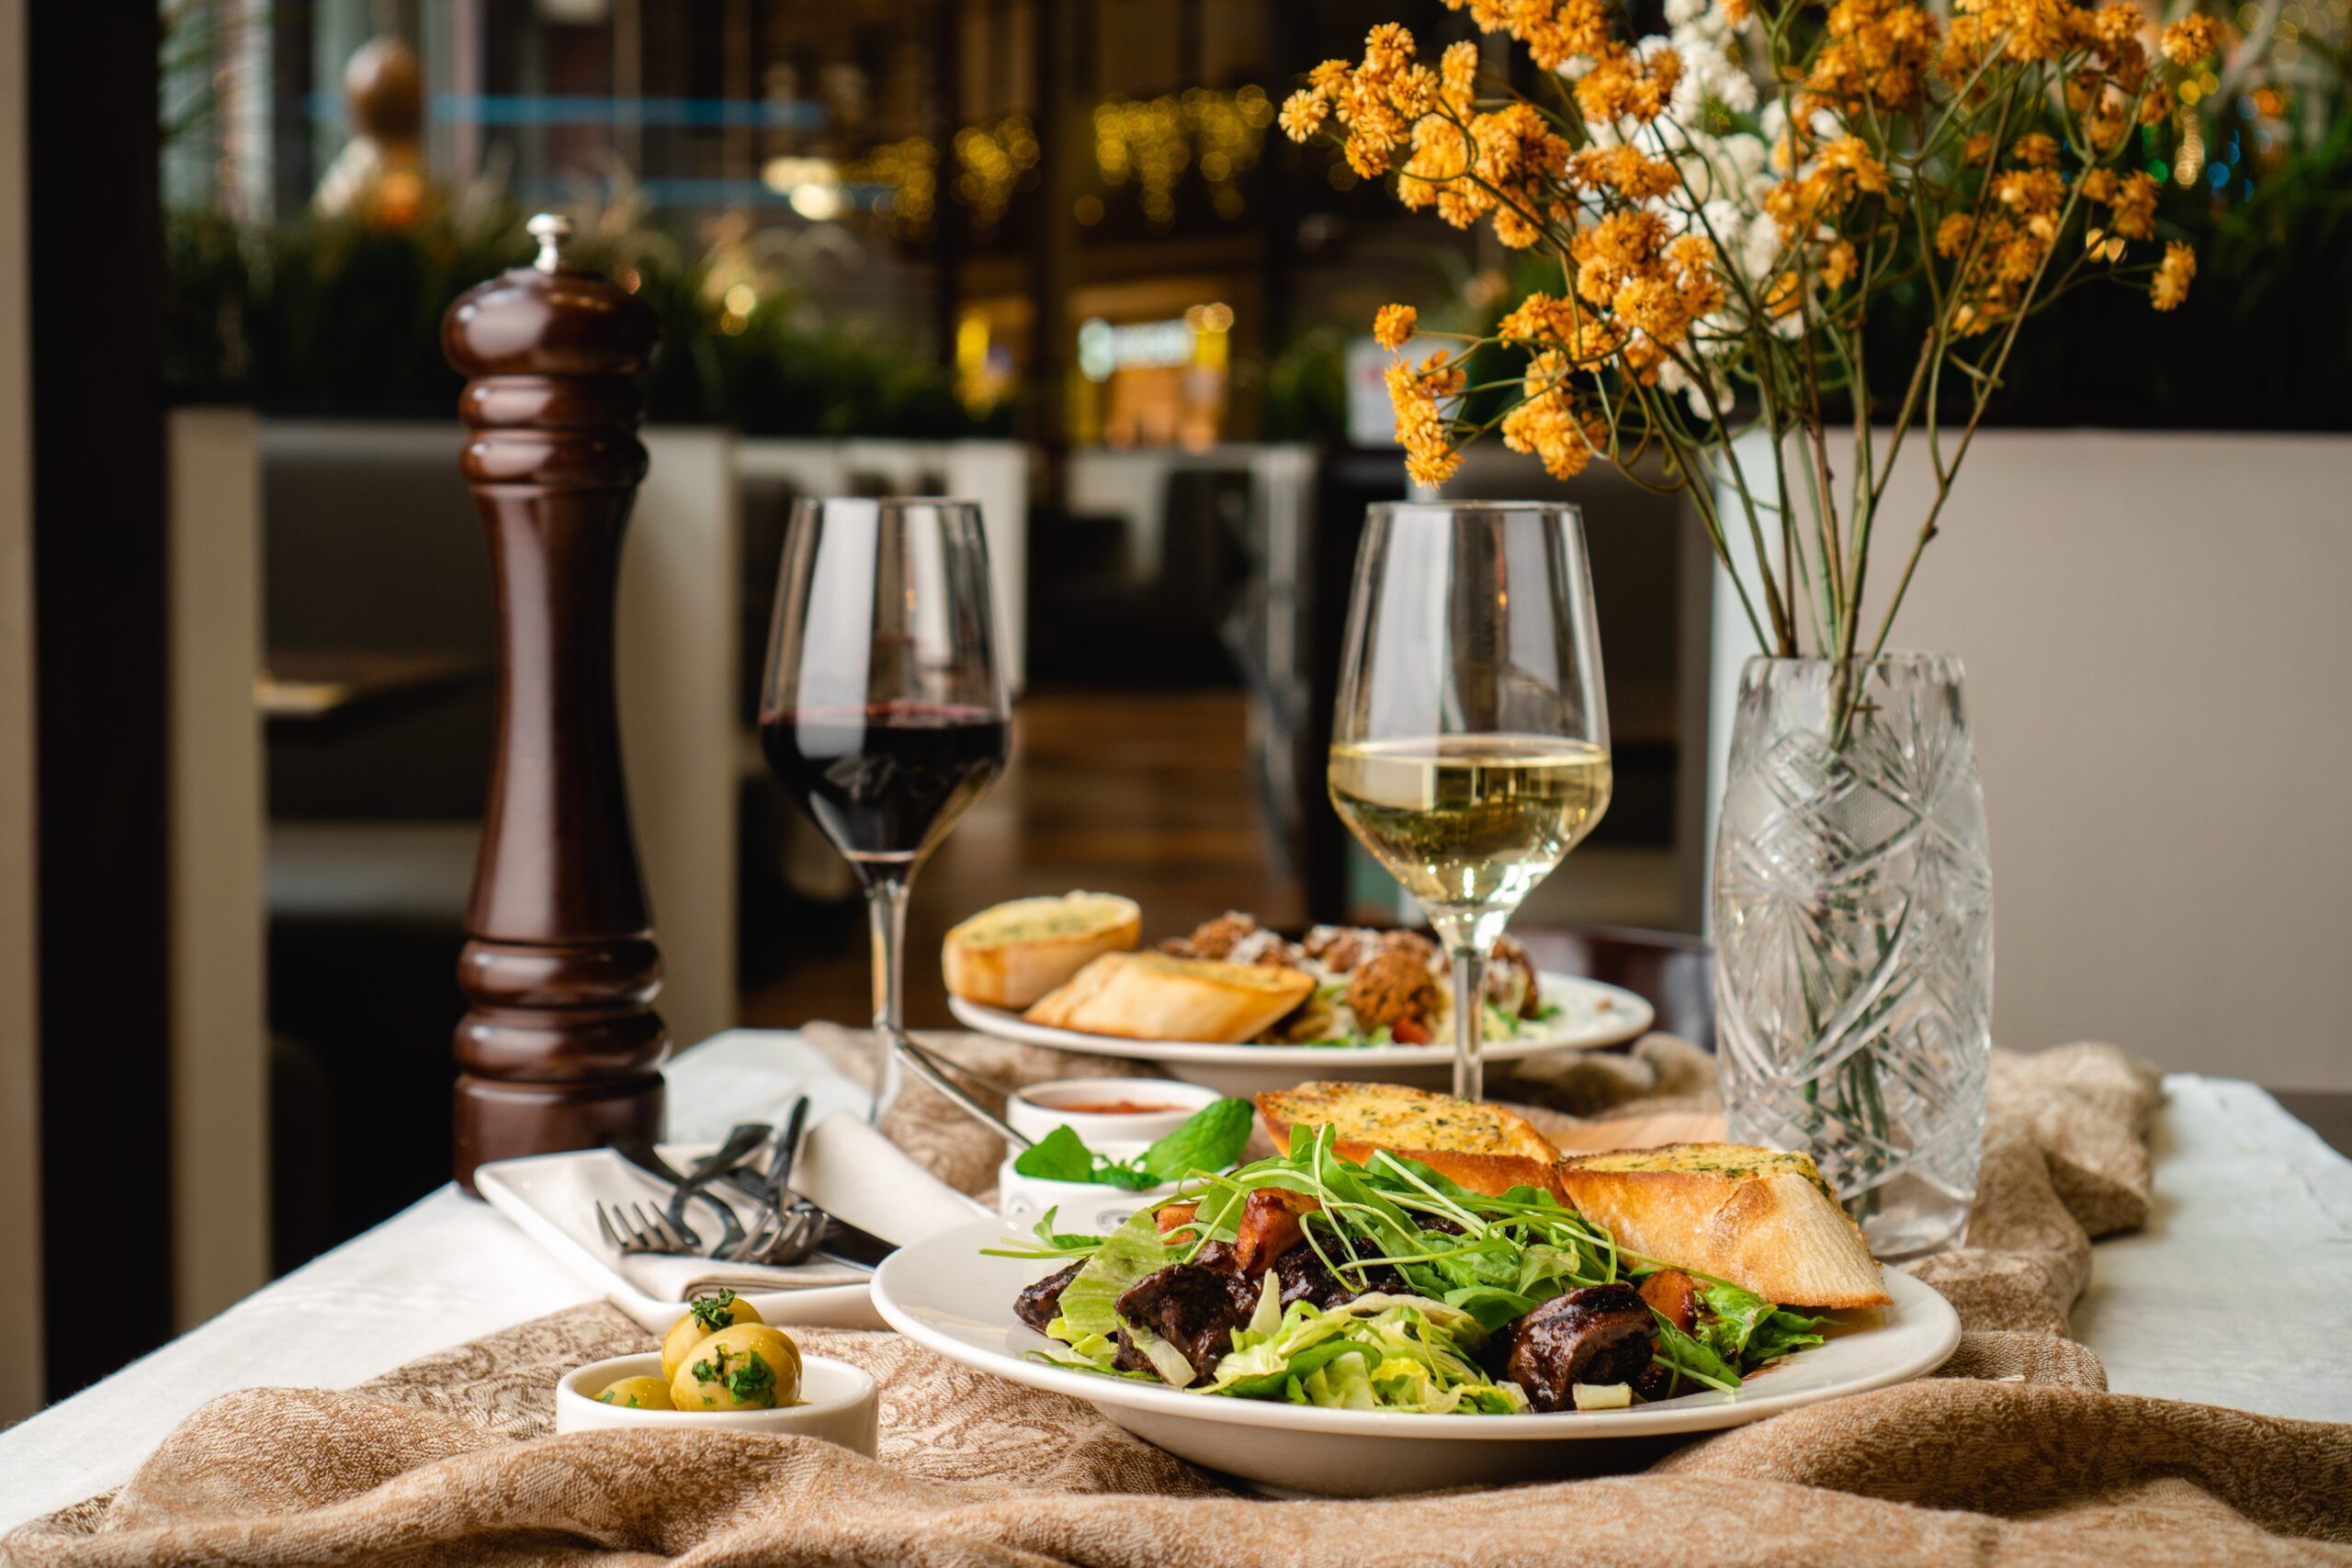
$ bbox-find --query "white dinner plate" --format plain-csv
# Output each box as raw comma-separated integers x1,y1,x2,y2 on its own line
946,972,1654,1097
872,1217,1961,1495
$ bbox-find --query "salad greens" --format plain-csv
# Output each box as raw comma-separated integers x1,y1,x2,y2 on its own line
1012,1098,1255,1190
1009,1125,1830,1413
1201,1292,1526,1413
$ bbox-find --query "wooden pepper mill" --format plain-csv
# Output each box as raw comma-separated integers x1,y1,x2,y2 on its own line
442,213,667,1191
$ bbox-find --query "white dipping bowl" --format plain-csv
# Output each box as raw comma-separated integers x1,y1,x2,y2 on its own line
998,1140,1181,1234
1007,1077,1223,1145
556,1351,878,1455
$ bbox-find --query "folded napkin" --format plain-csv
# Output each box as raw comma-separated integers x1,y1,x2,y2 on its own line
14,1036,2351,1567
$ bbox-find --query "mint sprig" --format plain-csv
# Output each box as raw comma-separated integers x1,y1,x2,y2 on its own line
1012,1099,1252,1190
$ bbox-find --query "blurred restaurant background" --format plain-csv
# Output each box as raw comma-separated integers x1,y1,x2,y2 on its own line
0,0,2346,1413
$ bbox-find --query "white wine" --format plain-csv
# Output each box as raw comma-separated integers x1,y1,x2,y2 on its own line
1329,735,1612,913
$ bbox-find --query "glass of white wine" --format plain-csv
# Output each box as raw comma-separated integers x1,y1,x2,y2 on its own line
1328,502,1611,1102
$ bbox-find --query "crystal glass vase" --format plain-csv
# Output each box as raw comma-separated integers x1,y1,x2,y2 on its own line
1712,653,1993,1258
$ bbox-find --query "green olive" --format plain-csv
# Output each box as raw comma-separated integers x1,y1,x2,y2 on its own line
594,1375,674,1410
661,1290,766,1382
669,1323,801,1412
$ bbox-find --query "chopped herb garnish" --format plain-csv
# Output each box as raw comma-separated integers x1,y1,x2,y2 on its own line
687,1290,740,1333
723,1350,776,1404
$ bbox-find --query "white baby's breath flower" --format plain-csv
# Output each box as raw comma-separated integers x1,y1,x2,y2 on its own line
1741,215,1785,281
1665,0,1710,27
1699,197,1747,249
1721,134,1767,178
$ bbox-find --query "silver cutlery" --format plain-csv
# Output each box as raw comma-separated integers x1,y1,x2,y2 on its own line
594,1199,698,1258
661,1122,770,1253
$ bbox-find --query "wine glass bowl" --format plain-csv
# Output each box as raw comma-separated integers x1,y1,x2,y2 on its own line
1328,502,1611,1100
760,498,1010,1118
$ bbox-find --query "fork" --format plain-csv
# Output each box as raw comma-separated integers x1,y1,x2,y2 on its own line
594,1199,699,1258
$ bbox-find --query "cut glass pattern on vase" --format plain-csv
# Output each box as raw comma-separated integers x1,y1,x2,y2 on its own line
1713,654,1994,1259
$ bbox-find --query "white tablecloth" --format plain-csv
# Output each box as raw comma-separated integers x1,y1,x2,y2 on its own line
2,1037,2347,1530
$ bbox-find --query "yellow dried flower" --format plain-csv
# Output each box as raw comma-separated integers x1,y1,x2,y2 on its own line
1822,240,1859,289
2161,14,2218,64
1935,213,1975,256
1374,304,1419,351
1441,39,1480,102
1280,90,1330,141
2150,240,2195,310
1501,352,1608,479
1575,45,1682,124
2011,133,2060,167
2101,169,2159,238
1572,145,1680,198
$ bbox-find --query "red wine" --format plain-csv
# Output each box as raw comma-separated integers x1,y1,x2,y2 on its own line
761,703,1007,874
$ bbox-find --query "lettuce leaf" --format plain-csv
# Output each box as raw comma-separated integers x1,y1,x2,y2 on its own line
1199,1291,1526,1415
1038,1206,1181,1374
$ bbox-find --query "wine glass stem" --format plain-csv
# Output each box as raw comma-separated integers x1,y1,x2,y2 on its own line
865,874,910,1123
1448,942,1487,1103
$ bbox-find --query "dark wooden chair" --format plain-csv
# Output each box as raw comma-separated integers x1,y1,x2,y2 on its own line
1515,925,1715,1050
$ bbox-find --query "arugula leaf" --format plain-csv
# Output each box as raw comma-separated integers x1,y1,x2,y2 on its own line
1135,1099,1253,1182
1651,1316,1742,1393
1694,1279,1776,1365
1012,1124,1097,1183
1746,1307,1829,1366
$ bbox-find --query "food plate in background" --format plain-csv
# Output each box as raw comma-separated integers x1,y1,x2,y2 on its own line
872,1216,1962,1495
947,972,1654,1097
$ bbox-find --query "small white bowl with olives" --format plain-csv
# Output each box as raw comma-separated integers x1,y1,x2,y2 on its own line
555,1292,877,1454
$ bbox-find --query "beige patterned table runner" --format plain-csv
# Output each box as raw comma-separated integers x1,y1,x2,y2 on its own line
8,1035,2349,1565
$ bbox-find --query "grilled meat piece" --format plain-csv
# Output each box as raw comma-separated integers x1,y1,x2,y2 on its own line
1303,924,1380,972
1232,1189,1320,1272
1273,1241,1405,1309
1345,947,1441,1035
1637,1269,1700,1336
1014,1261,1083,1335
1227,928,1307,970
1114,1253,1263,1382
1487,934,1544,1019
1498,1282,1657,1413
1380,929,1440,964
1186,911,1261,961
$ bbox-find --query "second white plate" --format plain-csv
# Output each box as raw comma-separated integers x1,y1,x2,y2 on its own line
946,971,1653,1096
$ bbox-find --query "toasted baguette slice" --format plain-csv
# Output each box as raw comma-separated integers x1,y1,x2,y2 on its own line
1256,1080,1565,1200
943,892,1142,1009
1554,1144,1890,1309
1023,952,1314,1043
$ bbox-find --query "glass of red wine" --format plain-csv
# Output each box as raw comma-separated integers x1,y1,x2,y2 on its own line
760,498,1009,1121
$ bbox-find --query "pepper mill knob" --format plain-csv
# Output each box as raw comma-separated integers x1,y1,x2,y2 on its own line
526,211,571,272
442,215,666,1191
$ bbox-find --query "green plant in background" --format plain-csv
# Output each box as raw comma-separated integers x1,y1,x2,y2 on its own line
164,202,1007,437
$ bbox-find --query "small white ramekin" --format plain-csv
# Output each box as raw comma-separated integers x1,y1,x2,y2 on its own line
555,1351,877,1454
1006,1077,1224,1145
